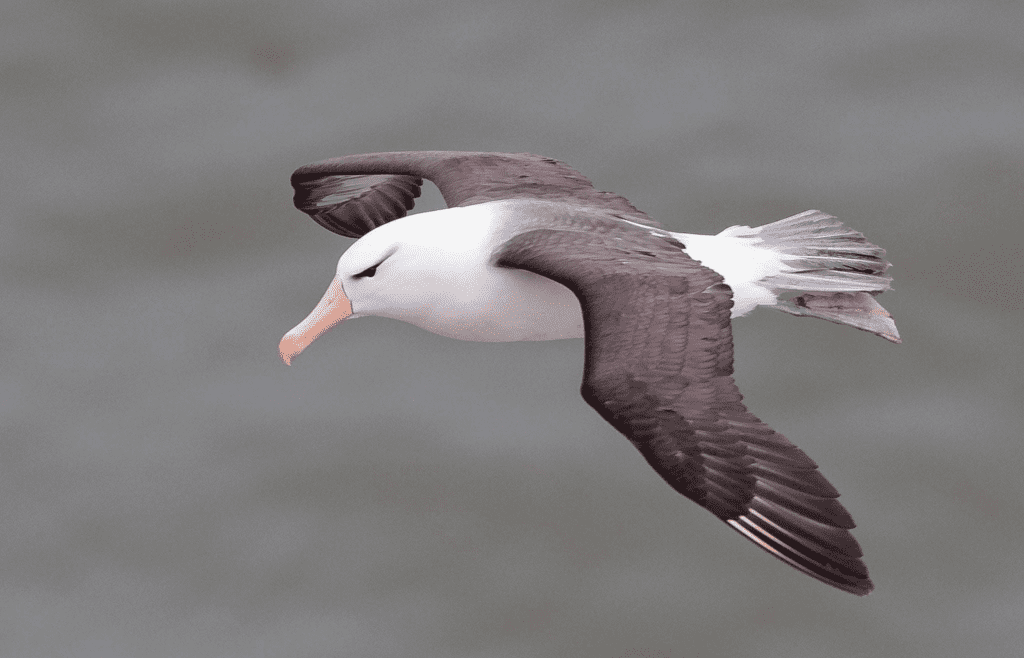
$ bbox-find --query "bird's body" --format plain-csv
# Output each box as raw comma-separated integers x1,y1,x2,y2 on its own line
279,151,901,596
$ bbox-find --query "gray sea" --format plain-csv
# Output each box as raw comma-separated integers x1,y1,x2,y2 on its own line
3,1,1022,656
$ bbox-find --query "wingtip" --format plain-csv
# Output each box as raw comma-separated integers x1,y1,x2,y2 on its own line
727,512,874,596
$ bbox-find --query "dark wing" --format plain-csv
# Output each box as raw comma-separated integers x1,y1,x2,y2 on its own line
293,173,422,238
290,151,661,238
494,227,874,596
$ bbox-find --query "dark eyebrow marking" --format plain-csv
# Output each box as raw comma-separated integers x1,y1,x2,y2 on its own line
353,263,378,279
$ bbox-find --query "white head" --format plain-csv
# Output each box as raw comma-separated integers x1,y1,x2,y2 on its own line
278,209,494,364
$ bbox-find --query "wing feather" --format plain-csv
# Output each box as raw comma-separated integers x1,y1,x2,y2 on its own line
494,224,874,595
292,173,422,238
290,151,662,238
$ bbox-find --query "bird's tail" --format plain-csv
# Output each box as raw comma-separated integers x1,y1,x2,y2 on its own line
675,210,901,343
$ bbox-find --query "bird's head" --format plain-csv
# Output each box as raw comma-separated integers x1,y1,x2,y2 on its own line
278,213,488,364
278,225,404,364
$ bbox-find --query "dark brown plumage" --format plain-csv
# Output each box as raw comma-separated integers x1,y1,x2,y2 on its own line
494,225,873,595
290,151,661,238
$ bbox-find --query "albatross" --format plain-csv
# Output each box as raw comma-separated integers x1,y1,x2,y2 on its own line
278,151,900,596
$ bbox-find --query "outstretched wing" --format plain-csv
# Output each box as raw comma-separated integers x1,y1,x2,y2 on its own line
293,173,423,238
494,226,873,595
290,151,662,238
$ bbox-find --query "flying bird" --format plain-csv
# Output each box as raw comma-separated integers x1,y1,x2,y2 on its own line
279,151,900,595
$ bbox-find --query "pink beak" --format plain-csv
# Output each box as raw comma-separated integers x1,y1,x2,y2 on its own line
279,277,353,365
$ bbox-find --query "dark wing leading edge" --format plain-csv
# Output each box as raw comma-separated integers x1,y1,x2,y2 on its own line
290,151,662,238
494,226,874,596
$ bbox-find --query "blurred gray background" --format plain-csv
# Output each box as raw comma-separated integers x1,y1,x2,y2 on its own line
3,1,1022,656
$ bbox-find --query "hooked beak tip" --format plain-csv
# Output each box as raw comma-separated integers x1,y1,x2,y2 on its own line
278,277,352,366
278,334,303,366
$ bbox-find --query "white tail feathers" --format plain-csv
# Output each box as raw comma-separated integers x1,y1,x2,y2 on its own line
753,209,891,288
675,210,901,343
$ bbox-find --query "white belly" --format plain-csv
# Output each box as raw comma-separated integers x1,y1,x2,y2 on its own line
400,266,586,342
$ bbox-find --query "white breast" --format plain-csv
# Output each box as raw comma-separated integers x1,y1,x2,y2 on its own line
363,203,585,342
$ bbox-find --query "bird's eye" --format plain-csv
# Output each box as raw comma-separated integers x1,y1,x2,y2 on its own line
353,264,378,279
